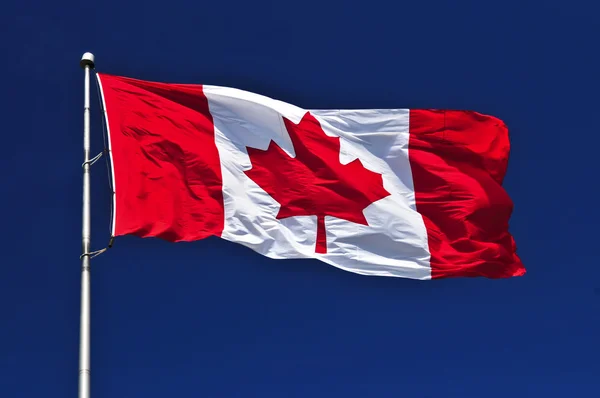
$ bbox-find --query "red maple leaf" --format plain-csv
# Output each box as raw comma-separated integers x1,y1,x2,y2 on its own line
244,112,390,254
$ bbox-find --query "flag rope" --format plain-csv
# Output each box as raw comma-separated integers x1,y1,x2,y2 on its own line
94,71,116,242
91,71,117,252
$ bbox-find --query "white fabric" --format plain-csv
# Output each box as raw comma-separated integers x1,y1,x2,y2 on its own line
204,86,431,279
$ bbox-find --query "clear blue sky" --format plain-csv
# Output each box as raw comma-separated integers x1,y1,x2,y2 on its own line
2,0,599,396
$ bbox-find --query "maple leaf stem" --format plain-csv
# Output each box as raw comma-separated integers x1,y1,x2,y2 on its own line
316,215,327,254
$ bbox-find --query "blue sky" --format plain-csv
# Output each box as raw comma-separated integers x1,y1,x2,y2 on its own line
2,0,599,396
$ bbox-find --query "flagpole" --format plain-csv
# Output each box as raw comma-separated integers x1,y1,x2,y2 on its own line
79,52,95,398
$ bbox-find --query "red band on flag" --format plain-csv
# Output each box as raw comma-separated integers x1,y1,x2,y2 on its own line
98,74,225,241
409,110,524,279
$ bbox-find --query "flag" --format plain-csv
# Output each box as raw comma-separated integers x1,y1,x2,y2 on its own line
97,73,524,280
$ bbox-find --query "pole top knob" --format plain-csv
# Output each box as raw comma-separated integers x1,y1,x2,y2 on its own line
80,52,95,69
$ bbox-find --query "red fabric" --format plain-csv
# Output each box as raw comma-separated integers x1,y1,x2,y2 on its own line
98,73,224,241
409,110,525,279
99,73,523,279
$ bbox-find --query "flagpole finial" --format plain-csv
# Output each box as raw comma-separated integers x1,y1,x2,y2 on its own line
80,52,95,69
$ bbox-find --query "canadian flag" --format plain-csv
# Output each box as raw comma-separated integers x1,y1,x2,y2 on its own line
97,73,524,280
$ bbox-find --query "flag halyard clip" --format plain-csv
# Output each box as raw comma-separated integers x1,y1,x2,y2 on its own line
80,248,108,260
82,150,104,168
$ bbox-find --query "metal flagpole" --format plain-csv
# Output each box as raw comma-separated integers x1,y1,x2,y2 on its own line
79,52,95,398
